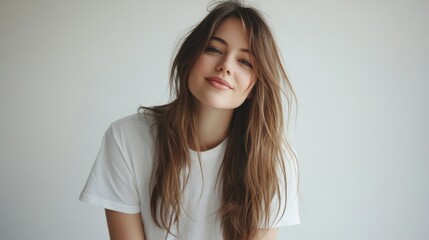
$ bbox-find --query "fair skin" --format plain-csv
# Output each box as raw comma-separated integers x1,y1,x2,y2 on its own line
105,17,279,240
188,17,255,148
105,210,145,240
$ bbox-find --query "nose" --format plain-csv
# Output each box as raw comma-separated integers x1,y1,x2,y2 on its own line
215,58,231,75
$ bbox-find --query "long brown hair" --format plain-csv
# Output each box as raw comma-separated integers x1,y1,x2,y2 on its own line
139,1,298,239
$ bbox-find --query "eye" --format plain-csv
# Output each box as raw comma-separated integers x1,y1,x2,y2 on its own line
239,59,253,69
205,46,222,54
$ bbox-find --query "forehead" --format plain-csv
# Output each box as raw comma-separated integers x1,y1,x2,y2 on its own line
212,17,249,48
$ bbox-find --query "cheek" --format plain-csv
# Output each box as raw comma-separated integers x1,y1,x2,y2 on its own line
188,57,204,82
188,56,209,89
192,55,212,72
237,71,255,91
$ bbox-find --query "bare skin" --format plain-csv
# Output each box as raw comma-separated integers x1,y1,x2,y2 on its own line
105,210,145,240
193,103,233,150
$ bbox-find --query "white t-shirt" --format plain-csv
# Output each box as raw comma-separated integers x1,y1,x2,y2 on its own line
79,112,300,239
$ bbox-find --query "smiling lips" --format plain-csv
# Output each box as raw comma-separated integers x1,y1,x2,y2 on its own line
205,77,233,90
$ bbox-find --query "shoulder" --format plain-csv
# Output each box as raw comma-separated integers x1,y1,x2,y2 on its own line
105,111,157,149
110,111,154,129
109,111,155,135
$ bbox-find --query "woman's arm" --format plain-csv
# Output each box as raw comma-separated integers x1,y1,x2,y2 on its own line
105,209,146,240
253,228,279,240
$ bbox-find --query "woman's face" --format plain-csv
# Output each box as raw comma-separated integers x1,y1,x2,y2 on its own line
188,17,255,110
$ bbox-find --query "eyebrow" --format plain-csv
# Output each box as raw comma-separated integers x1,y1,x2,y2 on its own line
210,36,250,53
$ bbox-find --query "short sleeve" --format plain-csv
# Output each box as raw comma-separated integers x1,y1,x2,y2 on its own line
79,125,141,214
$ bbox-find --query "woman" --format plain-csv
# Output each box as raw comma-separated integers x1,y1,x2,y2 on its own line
80,1,300,239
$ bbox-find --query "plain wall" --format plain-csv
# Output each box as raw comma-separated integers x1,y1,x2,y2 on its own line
1,0,428,239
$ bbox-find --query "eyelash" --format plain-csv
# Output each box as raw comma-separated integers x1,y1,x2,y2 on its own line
239,59,253,68
206,46,221,54
205,46,253,69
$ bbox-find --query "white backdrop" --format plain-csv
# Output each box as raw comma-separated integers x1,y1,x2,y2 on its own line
1,0,428,239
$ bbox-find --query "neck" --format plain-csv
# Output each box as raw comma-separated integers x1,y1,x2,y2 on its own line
192,103,233,151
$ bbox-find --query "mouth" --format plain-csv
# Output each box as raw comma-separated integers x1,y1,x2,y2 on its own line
205,77,233,89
